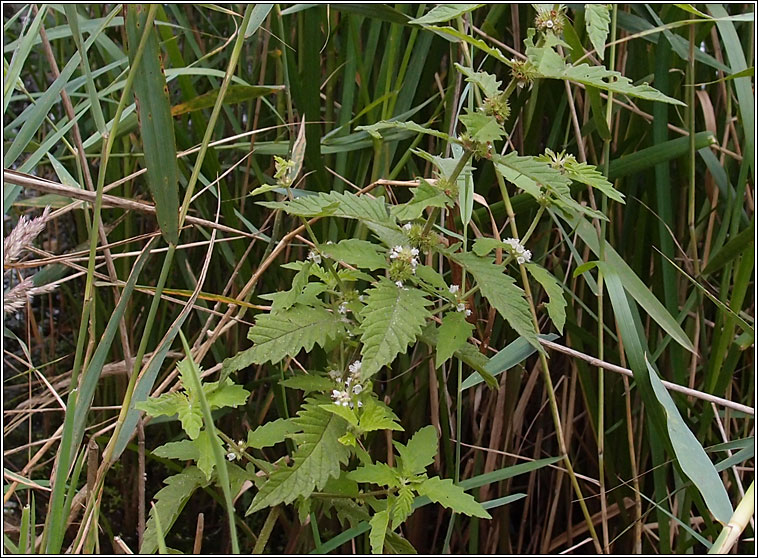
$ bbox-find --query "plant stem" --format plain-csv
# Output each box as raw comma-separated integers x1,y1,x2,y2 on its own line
496,169,603,554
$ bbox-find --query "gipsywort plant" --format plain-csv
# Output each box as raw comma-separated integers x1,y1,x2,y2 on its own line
136,5,687,553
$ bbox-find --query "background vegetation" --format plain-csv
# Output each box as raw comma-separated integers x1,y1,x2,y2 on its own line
2,3,754,554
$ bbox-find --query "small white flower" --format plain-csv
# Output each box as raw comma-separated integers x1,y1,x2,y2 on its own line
328,369,342,380
331,388,352,407
390,246,403,259
358,295,364,302
545,19,554,29
357,400,363,408
449,284,460,294
338,301,348,314
403,223,412,232
326,240,334,245
465,309,472,317
410,247,419,257
226,452,237,461
395,280,404,289
504,238,531,263
307,250,321,264
352,384,363,395
348,360,362,374
456,303,466,313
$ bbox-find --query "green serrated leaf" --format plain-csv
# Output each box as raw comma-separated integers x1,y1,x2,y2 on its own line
391,485,415,529
195,429,217,480
205,378,250,410
141,467,209,554
359,280,432,379
152,439,198,462
358,398,404,433
450,251,540,351
585,4,612,59
395,425,437,476
247,418,299,449
357,120,454,144
246,398,351,514
320,239,387,271
368,508,390,554
455,63,502,98
459,111,505,143
176,400,203,440
271,262,312,312
135,392,186,419
384,531,418,554
321,403,359,427
279,374,336,393
391,179,452,222
409,4,484,25
417,476,491,518
563,158,625,204
348,462,399,487
436,312,474,366
224,305,345,371
525,29,684,105
472,237,503,257
261,191,404,246
525,264,567,333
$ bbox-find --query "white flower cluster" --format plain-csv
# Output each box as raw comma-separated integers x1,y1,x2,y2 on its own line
331,360,365,408
449,284,471,316
389,245,420,269
503,238,532,264
307,250,321,264
338,301,348,314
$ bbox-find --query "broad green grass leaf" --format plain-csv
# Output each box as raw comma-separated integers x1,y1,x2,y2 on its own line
526,264,567,333
369,509,390,554
576,218,695,353
3,6,46,111
702,223,754,275
247,398,351,514
395,425,437,476
416,477,491,518
141,467,209,554
320,239,387,271
585,4,611,58
418,324,498,389
436,311,474,366
357,120,454,143
410,4,484,25
645,356,734,524
359,280,432,379
247,418,299,449
348,463,398,487
171,84,283,116
244,3,274,38
126,5,180,244
460,333,560,391
450,251,540,351
224,305,345,371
